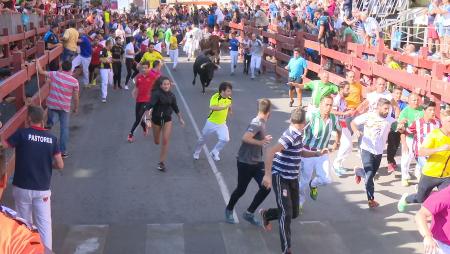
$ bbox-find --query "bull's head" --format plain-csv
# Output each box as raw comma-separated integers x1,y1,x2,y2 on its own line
200,62,217,80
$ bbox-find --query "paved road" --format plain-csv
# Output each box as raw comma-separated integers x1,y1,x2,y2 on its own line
4,54,424,254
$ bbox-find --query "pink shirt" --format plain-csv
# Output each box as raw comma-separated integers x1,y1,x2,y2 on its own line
423,186,450,245
47,71,79,112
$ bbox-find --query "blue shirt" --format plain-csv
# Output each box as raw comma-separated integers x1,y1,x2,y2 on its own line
7,127,60,191
79,35,92,58
272,126,304,180
208,14,215,26
287,57,307,78
269,3,278,18
229,38,239,51
317,15,329,29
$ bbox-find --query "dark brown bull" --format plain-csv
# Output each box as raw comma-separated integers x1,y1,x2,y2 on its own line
199,35,222,64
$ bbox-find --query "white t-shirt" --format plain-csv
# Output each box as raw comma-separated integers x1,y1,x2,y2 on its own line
333,94,347,119
125,42,135,59
215,8,225,23
366,90,392,113
353,112,395,155
363,17,380,37
154,42,162,53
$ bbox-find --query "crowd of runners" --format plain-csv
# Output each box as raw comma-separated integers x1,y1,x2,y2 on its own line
0,1,450,254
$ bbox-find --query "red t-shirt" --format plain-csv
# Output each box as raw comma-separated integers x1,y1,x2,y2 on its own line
91,45,103,65
135,70,160,103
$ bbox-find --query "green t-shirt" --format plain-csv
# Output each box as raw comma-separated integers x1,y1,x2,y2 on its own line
304,80,339,107
342,27,359,43
164,28,172,43
399,106,424,137
146,28,154,42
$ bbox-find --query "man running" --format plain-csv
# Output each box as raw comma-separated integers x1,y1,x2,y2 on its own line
193,82,233,161
299,96,341,209
249,33,263,80
229,31,240,75
225,98,273,225
127,60,161,143
99,39,113,103
397,109,450,212
260,107,328,254
351,98,396,208
139,42,164,69
285,48,307,107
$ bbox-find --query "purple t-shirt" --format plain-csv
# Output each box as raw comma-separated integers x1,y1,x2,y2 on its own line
423,186,450,245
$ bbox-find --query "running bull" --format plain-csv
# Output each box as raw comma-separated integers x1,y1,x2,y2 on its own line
192,51,220,94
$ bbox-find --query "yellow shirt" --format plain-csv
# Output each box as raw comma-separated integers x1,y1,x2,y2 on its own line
63,28,79,52
169,35,178,50
208,92,232,125
421,129,450,178
140,51,164,68
388,61,401,70
104,11,110,23
345,82,363,109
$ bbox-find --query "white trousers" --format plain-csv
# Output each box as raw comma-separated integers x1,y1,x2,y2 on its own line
333,127,353,169
72,55,91,86
169,49,179,69
194,120,230,156
250,55,262,78
12,185,52,251
299,154,332,206
230,50,239,73
401,137,415,180
100,68,113,100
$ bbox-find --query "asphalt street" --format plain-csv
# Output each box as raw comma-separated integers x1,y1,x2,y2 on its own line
4,53,424,254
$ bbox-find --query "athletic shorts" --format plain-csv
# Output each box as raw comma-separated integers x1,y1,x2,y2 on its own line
152,115,172,126
428,24,439,39
288,77,303,91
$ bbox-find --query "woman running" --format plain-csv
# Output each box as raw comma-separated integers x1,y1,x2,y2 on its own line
147,76,185,172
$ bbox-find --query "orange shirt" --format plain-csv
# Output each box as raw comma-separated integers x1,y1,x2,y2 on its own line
0,213,45,254
345,82,363,109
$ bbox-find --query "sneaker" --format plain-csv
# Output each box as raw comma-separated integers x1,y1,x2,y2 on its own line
333,166,346,177
243,211,262,226
289,100,294,107
355,175,361,184
210,151,220,161
127,134,134,143
62,152,69,159
368,200,379,208
193,152,200,160
258,209,272,231
157,162,166,172
401,179,410,187
225,209,236,224
309,182,318,201
387,163,396,173
397,193,408,212
124,85,129,90
101,98,107,103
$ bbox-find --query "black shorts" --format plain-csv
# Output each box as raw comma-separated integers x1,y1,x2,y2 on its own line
288,77,302,91
152,115,172,126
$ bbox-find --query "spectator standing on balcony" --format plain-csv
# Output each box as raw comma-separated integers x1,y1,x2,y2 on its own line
1,105,64,252
285,48,307,107
351,98,396,208
254,5,269,43
397,109,450,213
427,0,441,56
359,11,381,47
61,21,79,62
71,27,92,88
343,0,353,18
269,0,279,22
36,60,79,159
436,0,450,60
44,23,60,71
249,33,263,80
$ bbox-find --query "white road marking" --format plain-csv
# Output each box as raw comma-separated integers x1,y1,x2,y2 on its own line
165,65,239,223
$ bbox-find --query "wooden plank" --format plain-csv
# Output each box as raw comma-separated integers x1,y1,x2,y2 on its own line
0,69,27,99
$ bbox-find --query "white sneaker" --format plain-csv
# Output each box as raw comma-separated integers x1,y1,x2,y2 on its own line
193,153,200,160
210,151,220,161
101,98,107,103
124,85,129,90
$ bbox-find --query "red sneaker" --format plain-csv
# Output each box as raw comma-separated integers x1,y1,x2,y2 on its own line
355,175,361,184
127,134,134,143
387,163,396,173
368,200,379,208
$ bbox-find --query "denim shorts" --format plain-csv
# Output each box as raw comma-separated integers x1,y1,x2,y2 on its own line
288,77,303,91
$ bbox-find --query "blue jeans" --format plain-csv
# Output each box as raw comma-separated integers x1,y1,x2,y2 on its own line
62,48,77,62
361,149,382,201
47,109,69,153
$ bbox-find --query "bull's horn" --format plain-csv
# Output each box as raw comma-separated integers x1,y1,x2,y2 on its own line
215,64,221,69
200,63,207,69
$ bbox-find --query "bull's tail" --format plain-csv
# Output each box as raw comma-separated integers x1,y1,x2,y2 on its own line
192,71,197,86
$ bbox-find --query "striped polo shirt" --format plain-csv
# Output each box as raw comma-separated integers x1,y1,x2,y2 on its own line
47,71,79,112
272,126,304,180
303,111,340,150
406,118,441,156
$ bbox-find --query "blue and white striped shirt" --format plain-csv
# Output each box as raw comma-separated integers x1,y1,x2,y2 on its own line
272,126,303,179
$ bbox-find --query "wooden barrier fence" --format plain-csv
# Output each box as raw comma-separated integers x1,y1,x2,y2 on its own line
0,13,86,177
226,20,450,107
